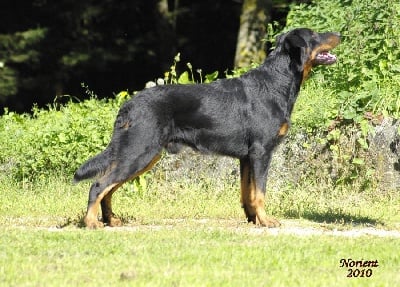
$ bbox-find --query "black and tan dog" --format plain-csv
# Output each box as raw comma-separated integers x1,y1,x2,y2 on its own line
74,28,340,229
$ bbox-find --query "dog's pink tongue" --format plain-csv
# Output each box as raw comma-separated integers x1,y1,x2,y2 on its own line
316,52,337,64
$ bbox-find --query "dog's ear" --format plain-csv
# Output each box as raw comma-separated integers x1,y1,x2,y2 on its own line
284,32,308,71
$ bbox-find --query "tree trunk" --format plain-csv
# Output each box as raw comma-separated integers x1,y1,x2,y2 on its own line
234,0,271,68
156,0,177,71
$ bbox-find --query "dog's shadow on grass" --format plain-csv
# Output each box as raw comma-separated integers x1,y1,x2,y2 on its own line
297,211,384,227
57,210,384,229
57,212,138,229
57,211,86,229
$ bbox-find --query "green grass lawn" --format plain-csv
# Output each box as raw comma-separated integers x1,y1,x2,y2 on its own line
0,175,399,286
1,225,399,286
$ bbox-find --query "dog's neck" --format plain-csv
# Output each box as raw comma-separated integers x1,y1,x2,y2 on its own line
256,54,303,116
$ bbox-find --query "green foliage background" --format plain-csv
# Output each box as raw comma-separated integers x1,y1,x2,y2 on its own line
1,0,399,181
0,98,118,180
286,0,400,129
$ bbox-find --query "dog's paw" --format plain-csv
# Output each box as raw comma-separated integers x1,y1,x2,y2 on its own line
246,215,257,224
107,216,123,227
84,217,105,229
257,217,281,228
86,221,105,229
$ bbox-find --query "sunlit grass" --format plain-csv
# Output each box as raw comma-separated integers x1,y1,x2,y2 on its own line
1,167,399,229
1,225,399,286
1,169,399,286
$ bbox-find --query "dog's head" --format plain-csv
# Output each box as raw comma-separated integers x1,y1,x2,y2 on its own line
274,28,340,81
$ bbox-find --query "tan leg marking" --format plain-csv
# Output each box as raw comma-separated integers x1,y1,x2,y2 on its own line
252,189,281,228
278,122,289,137
241,160,280,228
85,154,162,229
101,184,123,227
84,183,119,229
240,159,257,223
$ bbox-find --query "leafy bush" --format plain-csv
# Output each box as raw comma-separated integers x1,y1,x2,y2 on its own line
0,96,122,181
3,0,399,183
0,55,222,182
278,0,400,185
285,0,400,126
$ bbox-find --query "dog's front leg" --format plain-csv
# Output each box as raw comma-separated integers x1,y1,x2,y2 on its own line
240,157,257,223
241,152,280,228
252,155,281,227
252,190,280,228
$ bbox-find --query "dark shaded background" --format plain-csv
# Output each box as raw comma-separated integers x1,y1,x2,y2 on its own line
0,0,293,113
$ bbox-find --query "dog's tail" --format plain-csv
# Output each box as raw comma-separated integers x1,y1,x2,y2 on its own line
73,149,111,183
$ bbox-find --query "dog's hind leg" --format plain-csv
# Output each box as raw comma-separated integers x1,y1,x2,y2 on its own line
84,179,120,229
100,153,161,227
84,151,162,229
100,183,123,227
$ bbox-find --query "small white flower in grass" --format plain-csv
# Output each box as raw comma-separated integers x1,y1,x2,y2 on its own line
145,81,156,88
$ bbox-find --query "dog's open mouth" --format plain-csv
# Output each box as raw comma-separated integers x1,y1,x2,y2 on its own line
315,51,337,65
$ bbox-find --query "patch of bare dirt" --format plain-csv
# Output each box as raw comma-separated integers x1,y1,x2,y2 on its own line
248,220,400,237
49,219,400,238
